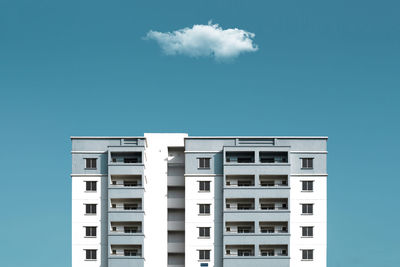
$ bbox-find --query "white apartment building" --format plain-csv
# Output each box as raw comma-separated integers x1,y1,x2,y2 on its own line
71,133,327,267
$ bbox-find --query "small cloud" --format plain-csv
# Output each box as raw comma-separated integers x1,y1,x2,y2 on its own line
145,22,258,60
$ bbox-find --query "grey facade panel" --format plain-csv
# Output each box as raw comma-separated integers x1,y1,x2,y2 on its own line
108,211,144,222
108,234,144,245
223,257,289,267
224,188,290,199
108,188,145,199
223,234,290,245
108,258,144,267
224,211,290,223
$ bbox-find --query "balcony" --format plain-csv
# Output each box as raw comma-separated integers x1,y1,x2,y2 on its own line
259,245,288,257
259,222,288,234
259,198,288,211
225,222,254,233
110,175,142,188
110,245,142,257
225,245,255,257
226,152,255,163
110,198,142,211
110,222,142,234
259,152,288,163
226,175,255,187
110,152,142,164
259,175,288,187
225,198,255,211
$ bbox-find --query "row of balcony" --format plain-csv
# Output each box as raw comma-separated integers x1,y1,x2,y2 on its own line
225,151,288,164
225,221,288,234
225,175,288,187
107,198,288,212
225,198,288,211
107,198,289,212
225,245,288,257
107,221,287,235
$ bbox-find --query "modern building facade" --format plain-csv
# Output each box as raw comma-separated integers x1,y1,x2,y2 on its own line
71,133,327,267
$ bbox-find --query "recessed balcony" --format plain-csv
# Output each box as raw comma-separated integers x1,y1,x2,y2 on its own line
110,152,142,164
225,198,255,211
259,198,288,211
259,175,288,187
110,245,142,257
259,245,288,257
259,152,288,163
110,222,142,234
225,245,255,257
259,222,288,233
226,152,255,163
225,175,255,187
110,198,142,211
225,222,254,233
110,175,142,187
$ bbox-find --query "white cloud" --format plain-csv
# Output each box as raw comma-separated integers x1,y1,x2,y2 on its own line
145,22,258,60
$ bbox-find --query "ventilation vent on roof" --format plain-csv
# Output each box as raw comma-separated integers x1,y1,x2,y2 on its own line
123,138,138,145
238,138,274,145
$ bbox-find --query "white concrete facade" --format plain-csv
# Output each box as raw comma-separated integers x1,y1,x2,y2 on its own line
71,134,327,267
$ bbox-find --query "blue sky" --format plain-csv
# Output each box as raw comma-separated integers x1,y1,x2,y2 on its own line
0,0,399,266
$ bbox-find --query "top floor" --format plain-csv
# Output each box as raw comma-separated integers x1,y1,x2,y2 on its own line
71,134,327,175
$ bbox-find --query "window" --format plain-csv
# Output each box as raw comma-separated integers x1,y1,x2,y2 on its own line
199,181,210,191
302,204,313,215
237,203,252,210
199,204,211,215
199,227,210,237
238,180,252,186
301,158,313,169
198,158,210,169
238,250,253,256
85,158,97,169
124,227,138,233
124,158,138,163
260,203,274,210
124,203,139,210
199,250,210,260
302,181,314,191
85,181,97,191
302,249,314,260
85,226,96,237
238,226,252,233
261,249,274,256
124,249,138,256
260,226,274,233
302,226,314,237
85,249,97,260
85,204,97,214
124,181,138,187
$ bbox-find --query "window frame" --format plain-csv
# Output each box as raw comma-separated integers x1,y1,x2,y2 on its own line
199,204,211,215
301,158,314,169
302,180,314,191
198,158,211,169
85,181,97,192
85,226,97,237
302,249,314,260
198,227,211,238
85,158,97,169
199,181,211,192
301,226,314,237
85,249,97,260
85,204,97,215
199,250,211,260
301,204,314,215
